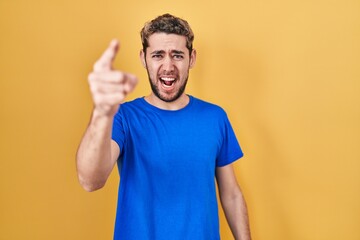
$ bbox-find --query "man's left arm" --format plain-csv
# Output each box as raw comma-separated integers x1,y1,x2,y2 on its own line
216,164,251,240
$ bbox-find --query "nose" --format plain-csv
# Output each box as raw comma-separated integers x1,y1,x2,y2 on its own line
162,56,175,73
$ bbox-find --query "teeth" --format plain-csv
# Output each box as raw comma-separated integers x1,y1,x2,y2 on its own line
160,77,175,81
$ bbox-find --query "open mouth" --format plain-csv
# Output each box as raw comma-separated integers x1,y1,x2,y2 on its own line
160,77,176,88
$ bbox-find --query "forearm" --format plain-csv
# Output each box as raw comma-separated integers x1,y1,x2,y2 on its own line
76,110,117,191
221,190,251,240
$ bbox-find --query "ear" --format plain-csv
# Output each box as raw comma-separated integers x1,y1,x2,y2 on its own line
189,49,197,69
140,49,146,68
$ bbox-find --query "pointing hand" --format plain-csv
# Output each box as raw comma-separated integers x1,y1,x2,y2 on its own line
88,40,138,116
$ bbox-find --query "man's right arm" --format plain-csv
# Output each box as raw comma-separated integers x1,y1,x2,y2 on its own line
76,111,120,192
76,40,137,192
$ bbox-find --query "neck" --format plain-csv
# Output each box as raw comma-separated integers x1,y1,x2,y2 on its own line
144,93,190,110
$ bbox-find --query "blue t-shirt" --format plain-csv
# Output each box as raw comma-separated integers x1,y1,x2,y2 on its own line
112,96,243,240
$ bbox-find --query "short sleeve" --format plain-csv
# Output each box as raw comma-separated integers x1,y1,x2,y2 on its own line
112,109,126,156
216,113,244,167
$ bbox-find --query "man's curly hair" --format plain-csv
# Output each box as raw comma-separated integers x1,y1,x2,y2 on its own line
140,13,194,54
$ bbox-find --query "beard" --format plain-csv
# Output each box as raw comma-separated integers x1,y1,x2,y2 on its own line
145,64,189,102
148,76,188,103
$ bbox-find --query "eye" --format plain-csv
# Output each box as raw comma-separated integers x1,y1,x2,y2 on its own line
151,54,163,59
173,54,184,60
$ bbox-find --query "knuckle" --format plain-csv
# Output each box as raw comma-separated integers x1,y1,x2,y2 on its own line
89,82,99,93
88,72,95,82
114,71,124,82
89,80,99,92
123,83,131,92
114,95,125,104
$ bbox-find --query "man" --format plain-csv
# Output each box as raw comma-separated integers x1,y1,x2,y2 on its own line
76,13,251,240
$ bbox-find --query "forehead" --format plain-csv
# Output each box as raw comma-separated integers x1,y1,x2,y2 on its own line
147,33,187,52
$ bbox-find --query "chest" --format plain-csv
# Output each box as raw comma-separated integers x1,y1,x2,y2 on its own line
124,112,223,174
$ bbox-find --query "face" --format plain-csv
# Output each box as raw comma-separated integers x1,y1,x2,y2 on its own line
140,33,196,103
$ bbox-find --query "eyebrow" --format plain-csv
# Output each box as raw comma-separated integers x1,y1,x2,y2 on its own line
172,50,185,55
150,50,165,55
150,50,185,55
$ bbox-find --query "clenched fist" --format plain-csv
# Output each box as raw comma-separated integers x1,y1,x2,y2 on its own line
88,39,138,117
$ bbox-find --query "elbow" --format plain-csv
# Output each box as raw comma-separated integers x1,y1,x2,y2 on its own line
78,174,106,192
82,182,105,192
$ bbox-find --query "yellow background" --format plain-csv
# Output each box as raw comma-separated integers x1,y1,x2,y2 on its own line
1,0,359,239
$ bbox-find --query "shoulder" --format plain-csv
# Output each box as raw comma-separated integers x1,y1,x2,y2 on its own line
116,98,144,114
113,98,145,123
190,96,227,117
120,97,143,109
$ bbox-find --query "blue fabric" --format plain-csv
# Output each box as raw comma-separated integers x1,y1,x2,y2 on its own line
112,96,243,240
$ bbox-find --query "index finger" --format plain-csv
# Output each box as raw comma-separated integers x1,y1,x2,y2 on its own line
93,39,119,72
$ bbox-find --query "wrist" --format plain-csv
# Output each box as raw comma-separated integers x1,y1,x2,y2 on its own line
92,105,120,119
91,108,116,128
